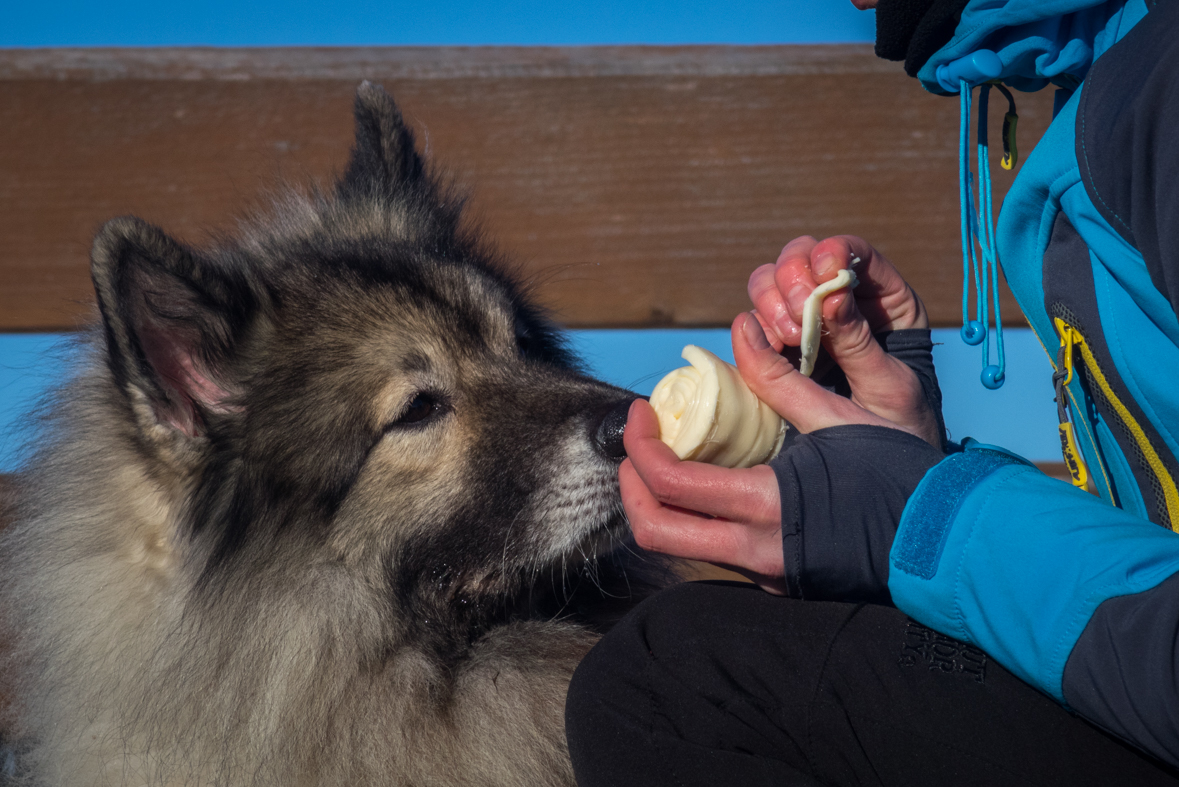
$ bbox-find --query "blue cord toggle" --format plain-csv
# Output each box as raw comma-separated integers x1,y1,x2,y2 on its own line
957,72,1008,389
961,321,986,345
937,50,1002,92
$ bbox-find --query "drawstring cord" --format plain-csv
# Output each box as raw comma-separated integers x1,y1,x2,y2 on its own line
957,77,1017,390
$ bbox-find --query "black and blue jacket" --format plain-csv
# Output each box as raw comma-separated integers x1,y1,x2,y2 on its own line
885,0,1179,766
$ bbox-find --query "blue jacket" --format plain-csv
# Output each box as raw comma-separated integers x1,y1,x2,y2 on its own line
887,0,1179,766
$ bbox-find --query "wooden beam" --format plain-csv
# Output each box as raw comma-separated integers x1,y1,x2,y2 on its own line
0,47,1053,331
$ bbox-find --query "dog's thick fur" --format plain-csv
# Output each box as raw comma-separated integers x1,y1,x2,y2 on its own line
0,83,666,786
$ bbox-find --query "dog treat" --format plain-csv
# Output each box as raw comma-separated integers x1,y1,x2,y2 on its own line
649,345,787,469
799,267,859,377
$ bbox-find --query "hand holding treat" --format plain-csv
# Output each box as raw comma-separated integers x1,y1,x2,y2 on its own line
746,235,940,447
649,345,787,469
622,237,941,593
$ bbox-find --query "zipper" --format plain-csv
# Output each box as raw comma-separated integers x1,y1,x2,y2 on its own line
1052,320,1091,490
1053,317,1179,531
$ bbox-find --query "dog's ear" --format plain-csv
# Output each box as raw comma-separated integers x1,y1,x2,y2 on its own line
91,216,249,438
339,81,424,197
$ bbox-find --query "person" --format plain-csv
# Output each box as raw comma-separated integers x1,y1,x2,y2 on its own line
564,0,1179,784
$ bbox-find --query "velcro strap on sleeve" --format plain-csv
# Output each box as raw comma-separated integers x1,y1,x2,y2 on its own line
893,445,1031,580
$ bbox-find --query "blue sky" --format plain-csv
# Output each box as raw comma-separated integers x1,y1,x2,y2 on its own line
3,0,876,47
0,1,1064,468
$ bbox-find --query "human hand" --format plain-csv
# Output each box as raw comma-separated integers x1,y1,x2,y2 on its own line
622,305,932,593
623,313,944,600
620,397,789,595
746,235,943,448
621,237,947,595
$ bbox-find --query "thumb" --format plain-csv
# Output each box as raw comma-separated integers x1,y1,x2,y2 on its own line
819,269,914,395
731,312,891,434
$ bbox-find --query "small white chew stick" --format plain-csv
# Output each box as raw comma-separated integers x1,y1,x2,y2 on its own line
798,267,859,377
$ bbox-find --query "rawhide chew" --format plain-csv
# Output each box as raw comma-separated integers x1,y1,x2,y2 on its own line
799,267,859,377
649,345,787,469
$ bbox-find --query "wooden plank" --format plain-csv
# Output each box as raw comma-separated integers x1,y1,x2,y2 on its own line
0,47,1054,331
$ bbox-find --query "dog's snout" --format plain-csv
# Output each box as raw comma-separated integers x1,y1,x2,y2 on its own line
593,397,642,460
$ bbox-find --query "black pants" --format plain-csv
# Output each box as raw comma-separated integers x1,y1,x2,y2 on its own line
565,581,1179,786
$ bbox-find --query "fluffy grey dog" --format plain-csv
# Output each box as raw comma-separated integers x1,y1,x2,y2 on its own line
0,82,666,786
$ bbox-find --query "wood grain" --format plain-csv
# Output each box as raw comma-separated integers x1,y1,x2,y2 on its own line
0,47,1054,331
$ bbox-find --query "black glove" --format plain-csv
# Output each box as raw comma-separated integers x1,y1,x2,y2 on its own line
771,424,945,605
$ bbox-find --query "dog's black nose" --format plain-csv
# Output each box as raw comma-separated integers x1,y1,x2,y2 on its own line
593,397,641,460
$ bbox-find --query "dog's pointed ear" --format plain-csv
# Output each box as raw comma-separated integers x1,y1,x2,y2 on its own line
339,81,424,197
91,216,249,439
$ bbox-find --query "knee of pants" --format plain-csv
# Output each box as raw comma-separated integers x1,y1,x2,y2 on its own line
566,581,758,728
565,581,724,767
573,581,746,674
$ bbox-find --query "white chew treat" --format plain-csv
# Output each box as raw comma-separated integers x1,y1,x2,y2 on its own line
649,345,787,468
799,268,858,377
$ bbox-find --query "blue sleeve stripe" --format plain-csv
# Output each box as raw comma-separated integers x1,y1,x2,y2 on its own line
893,447,1031,580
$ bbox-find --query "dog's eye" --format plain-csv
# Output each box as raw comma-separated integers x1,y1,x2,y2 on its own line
387,393,443,430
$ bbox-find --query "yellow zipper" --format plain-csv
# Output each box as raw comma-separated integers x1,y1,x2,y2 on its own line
1054,317,1179,531
1052,321,1091,490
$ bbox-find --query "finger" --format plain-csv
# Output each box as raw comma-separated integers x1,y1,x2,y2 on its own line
621,459,743,560
622,400,781,525
773,239,821,333
730,312,893,433
748,237,817,346
811,236,928,331
620,459,785,587
746,263,788,351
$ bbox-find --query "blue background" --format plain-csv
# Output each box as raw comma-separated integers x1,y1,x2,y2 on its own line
0,0,1060,470
3,0,876,46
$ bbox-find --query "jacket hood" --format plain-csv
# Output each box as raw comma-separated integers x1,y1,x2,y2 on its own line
918,0,1149,94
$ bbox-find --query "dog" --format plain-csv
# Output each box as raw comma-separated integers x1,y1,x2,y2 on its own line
0,82,670,786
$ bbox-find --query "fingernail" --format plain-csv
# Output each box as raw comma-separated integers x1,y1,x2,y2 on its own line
813,252,837,277
742,313,770,349
787,285,809,316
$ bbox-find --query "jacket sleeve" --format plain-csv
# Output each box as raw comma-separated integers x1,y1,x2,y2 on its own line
1078,0,1179,315
887,444,1179,767
1064,573,1179,766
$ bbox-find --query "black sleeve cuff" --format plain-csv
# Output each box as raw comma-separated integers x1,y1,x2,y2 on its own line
772,425,944,605
877,328,951,452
